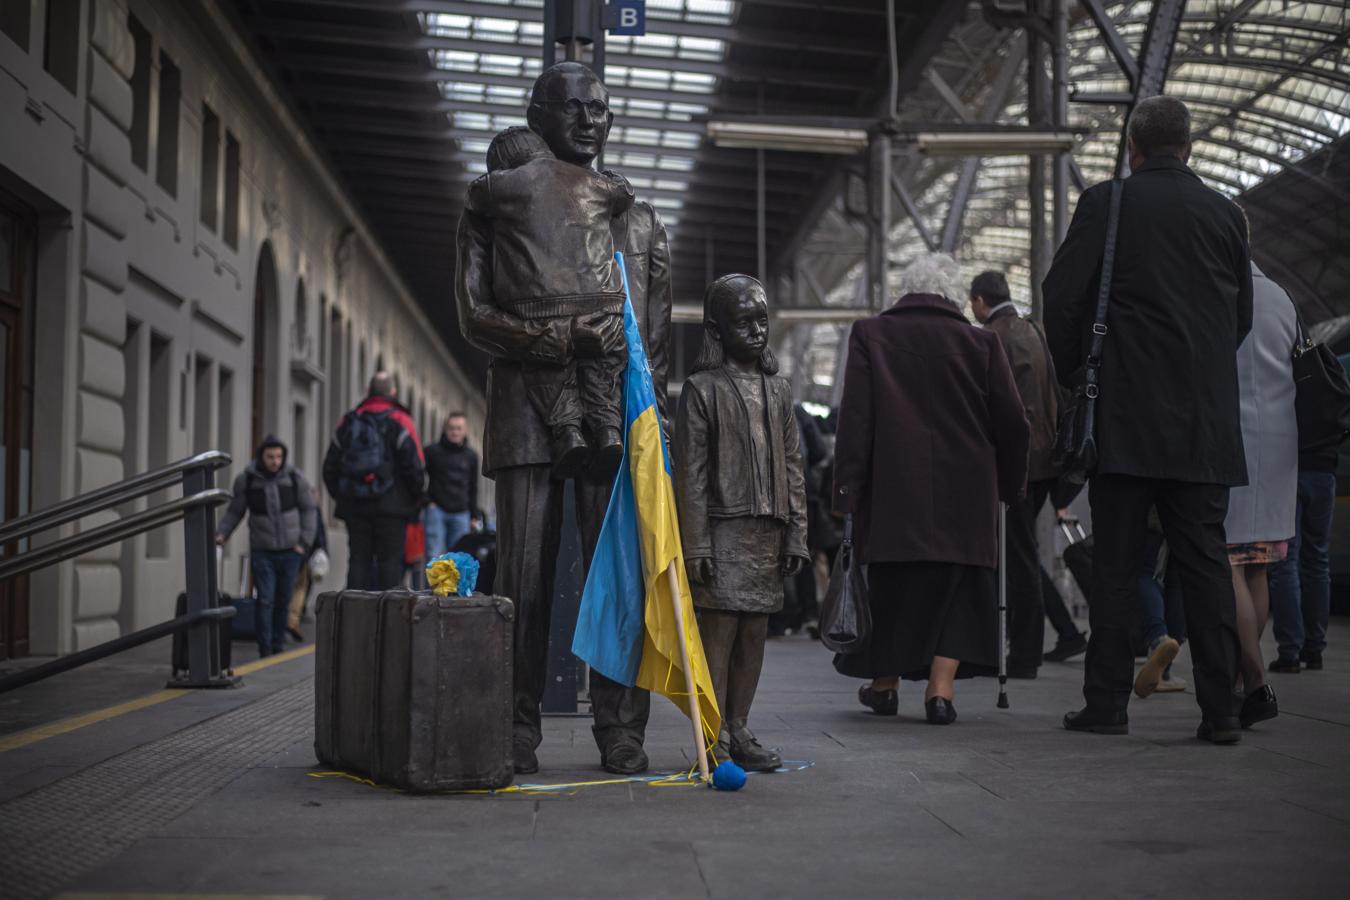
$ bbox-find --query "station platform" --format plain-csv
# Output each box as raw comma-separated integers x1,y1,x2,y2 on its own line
2,623,1348,899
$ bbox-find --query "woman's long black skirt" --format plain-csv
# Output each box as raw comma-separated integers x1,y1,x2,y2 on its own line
834,560,999,682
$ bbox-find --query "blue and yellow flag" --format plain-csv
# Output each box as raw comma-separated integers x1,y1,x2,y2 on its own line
572,253,721,746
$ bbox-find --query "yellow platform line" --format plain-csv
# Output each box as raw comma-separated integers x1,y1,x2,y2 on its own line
0,644,315,754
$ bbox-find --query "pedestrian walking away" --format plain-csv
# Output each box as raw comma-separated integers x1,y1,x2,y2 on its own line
970,269,1065,679
215,435,318,657
832,253,1030,725
323,371,427,591
1044,96,1251,744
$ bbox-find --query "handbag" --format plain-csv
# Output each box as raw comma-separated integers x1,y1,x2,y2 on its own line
1052,178,1125,477
818,514,870,654
1292,317,1350,451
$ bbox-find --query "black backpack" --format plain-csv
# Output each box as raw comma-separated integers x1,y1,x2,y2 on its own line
337,410,395,499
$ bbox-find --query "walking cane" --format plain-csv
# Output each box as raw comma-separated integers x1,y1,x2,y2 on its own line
997,502,1009,709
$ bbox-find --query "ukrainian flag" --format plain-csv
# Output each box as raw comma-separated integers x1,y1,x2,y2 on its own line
572,253,721,747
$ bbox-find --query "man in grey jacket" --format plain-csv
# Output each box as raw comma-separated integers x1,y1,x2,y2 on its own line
216,435,318,657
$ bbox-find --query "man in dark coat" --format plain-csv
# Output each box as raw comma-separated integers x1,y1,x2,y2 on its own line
1043,95,1253,743
970,271,1080,676
322,372,426,592
456,62,673,776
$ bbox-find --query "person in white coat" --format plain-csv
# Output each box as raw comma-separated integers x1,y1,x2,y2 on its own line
1224,262,1298,730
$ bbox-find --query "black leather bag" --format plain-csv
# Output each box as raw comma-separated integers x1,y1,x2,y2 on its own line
1292,319,1350,452
1052,178,1124,478
818,515,870,654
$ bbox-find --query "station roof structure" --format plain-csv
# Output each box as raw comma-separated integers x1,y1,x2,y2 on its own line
227,0,1349,392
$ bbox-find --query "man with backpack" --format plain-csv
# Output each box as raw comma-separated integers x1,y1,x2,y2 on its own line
323,371,427,590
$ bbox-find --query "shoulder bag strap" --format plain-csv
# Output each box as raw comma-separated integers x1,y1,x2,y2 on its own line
1083,179,1125,399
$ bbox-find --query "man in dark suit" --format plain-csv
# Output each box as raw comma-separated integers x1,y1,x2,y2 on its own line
1043,96,1253,743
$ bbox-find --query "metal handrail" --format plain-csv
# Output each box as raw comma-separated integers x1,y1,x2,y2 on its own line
0,450,232,546
0,450,240,693
0,489,231,583
0,604,237,694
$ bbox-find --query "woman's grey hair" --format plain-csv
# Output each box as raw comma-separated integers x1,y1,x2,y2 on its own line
895,252,964,308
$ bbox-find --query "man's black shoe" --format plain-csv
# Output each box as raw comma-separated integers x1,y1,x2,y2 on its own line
1300,649,1323,670
1267,656,1301,674
1063,707,1129,735
1239,684,1278,728
1044,632,1088,662
1005,665,1038,679
1196,717,1242,744
513,740,539,775
858,684,898,716
601,740,649,775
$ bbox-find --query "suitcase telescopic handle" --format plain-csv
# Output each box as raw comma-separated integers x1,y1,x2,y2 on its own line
1058,517,1087,544
842,513,853,546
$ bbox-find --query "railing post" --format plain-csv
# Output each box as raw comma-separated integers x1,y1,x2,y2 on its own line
171,462,239,689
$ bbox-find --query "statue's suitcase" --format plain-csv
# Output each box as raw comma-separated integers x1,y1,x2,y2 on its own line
314,590,514,792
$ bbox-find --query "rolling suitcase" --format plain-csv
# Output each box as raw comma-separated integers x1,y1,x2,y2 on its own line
1059,517,1093,618
314,590,514,792
172,547,236,676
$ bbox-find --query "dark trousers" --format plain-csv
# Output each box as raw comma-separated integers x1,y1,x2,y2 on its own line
1006,479,1052,670
1087,475,1239,719
345,516,406,591
252,549,302,656
1270,470,1336,659
495,464,650,754
1040,566,1080,642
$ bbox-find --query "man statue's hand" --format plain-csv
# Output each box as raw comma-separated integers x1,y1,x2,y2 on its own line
782,555,808,576
687,557,713,585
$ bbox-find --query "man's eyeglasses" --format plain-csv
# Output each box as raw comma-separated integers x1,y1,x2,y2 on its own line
540,98,610,119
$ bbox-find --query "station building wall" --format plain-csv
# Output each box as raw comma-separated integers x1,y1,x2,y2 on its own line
0,0,485,656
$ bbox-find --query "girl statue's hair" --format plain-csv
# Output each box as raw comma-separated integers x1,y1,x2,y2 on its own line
692,273,780,375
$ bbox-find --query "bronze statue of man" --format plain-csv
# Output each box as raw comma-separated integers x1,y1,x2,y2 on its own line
455,62,673,776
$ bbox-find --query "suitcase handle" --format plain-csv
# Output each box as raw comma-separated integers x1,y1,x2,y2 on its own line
1058,517,1088,544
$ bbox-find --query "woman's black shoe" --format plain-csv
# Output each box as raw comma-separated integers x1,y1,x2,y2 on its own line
925,696,957,725
287,625,305,643
1239,684,1278,728
1063,707,1129,734
858,685,898,716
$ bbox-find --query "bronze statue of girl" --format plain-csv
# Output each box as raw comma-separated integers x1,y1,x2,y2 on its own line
674,273,809,771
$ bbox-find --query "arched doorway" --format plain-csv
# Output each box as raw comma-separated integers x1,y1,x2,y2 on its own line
250,242,280,452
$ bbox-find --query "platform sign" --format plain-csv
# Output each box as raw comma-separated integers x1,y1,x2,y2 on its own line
608,0,646,36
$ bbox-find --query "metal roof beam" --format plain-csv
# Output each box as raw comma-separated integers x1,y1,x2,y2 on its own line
1078,0,1140,87
292,87,707,134
249,19,872,90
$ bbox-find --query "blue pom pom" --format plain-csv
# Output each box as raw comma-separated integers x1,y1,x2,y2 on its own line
710,760,747,791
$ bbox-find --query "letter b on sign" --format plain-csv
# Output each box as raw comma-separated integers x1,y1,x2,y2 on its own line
608,0,646,36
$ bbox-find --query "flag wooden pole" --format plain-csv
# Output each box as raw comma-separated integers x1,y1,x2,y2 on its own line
666,561,710,782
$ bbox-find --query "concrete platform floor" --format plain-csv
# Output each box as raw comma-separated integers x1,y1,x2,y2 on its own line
2,622,1349,899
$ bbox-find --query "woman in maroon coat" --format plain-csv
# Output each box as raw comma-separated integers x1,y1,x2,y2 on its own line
832,253,1030,724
